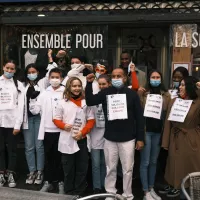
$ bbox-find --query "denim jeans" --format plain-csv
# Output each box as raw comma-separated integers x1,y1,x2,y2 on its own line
140,132,161,191
23,115,44,173
91,149,106,190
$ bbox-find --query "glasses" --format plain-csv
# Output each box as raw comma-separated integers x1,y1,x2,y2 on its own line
96,68,106,73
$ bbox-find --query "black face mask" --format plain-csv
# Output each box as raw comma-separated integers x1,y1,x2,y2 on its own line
71,92,81,99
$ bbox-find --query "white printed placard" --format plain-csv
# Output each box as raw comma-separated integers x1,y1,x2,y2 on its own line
144,94,163,119
168,89,178,99
95,104,105,128
107,94,128,121
0,90,14,110
168,98,193,123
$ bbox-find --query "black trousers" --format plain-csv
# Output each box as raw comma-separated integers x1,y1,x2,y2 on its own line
0,128,19,172
43,132,63,183
62,138,88,195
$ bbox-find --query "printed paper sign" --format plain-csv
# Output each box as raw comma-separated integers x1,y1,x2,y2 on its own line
144,94,163,119
168,98,192,123
168,89,178,99
72,117,83,136
107,94,128,121
95,104,105,128
0,90,14,110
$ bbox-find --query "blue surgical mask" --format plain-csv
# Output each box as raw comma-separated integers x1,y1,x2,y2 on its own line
112,79,124,88
4,71,14,79
173,81,180,88
150,79,161,87
27,73,38,81
95,72,100,79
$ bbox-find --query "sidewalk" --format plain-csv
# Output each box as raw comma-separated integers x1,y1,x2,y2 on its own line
12,146,179,200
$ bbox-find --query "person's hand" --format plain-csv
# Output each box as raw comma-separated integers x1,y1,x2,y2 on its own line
56,50,67,58
85,64,93,72
64,124,73,132
196,82,200,89
86,73,95,83
13,129,20,135
130,63,136,72
48,49,53,58
72,131,83,141
138,87,146,95
135,141,144,150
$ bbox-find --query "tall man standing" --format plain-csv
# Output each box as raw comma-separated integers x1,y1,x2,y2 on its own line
85,68,144,200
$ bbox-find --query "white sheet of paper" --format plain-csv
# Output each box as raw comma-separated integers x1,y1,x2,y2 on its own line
107,94,128,121
0,90,14,110
168,98,193,123
168,89,178,99
95,104,105,128
144,94,163,119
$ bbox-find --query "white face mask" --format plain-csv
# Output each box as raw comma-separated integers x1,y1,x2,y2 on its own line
49,79,61,87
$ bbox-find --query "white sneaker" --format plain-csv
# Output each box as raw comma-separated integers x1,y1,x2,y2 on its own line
0,173,6,187
150,188,162,200
26,171,36,184
143,192,155,200
40,181,53,192
34,171,43,185
58,181,65,194
7,172,16,188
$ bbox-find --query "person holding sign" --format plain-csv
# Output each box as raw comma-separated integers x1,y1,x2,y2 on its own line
161,76,200,198
90,74,111,194
168,67,189,99
53,77,95,197
85,68,145,200
137,70,170,200
29,68,65,194
0,60,25,188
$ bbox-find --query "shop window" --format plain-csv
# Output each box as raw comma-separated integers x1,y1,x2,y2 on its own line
2,25,108,80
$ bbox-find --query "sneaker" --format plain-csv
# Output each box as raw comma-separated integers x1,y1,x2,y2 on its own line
0,173,6,187
150,188,162,200
58,181,65,194
158,185,171,194
34,171,43,185
40,181,54,192
143,192,155,200
26,171,36,184
7,172,16,188
167,188,180,197
72,195,82,200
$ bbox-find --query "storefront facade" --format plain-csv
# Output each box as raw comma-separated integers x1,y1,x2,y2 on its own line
0,1,200,86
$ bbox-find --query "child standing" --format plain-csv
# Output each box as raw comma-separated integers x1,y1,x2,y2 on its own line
53,77,95,197
29,68,65,194
90,75,111,194
0,60,25,188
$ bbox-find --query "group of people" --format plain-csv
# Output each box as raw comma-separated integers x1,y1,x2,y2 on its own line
0,48,200,200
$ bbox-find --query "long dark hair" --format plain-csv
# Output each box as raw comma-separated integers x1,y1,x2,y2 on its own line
181,76,198,100
146,69,167,94
24,63,41,86
3,59,21,92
